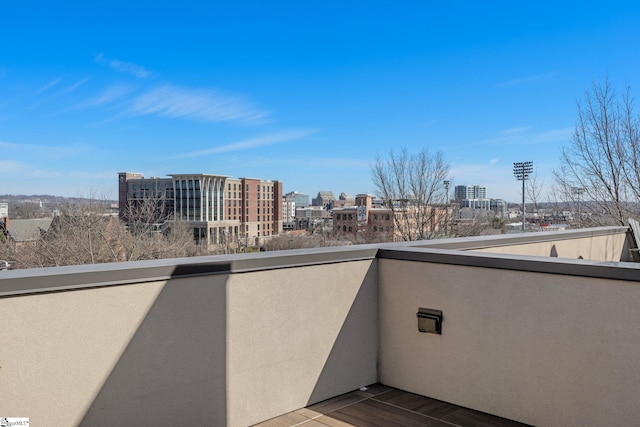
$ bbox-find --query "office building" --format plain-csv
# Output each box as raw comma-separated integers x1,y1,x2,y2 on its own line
282,192,310,230
118,172,283,247
454,184,487,201
312,191,335,208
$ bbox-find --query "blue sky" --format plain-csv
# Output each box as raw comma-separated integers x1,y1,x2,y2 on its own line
2,1,640,202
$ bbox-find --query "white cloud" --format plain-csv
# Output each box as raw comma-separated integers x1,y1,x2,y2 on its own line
95,53,151,78
78,84,135,108
182,130,315,157
60,78,89,94
35,78,63,95
500,127,529,135
490,158,499,164
130,84,268,124
0,139,87,157
496,72,558,88
468,127,573,147
528,127,573,144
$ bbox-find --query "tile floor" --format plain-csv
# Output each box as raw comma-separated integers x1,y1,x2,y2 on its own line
252,384,533,427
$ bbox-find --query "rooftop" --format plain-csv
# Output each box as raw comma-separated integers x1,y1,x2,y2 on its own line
1,226,638,426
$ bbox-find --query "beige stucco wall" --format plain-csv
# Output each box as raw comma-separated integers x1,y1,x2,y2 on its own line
0,275,228,426
469,232,627,261
0,280,167,426
226,259,378,426
378,258,640,427
0,258,377,427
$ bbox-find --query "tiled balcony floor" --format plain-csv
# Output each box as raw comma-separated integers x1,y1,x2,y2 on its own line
253,384,532,427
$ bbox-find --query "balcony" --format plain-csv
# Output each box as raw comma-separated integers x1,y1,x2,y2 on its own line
1,226,638,426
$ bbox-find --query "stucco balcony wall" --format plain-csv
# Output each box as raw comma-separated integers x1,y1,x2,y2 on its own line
0,226,637,426
378,246,640,427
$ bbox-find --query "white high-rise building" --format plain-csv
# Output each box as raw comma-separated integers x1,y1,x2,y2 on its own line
454,185,487,201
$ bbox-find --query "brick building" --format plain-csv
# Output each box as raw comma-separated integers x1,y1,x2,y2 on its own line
118,172,282,247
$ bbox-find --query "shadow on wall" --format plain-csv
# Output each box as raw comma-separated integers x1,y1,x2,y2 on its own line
80,266,229,426
307,262,379,406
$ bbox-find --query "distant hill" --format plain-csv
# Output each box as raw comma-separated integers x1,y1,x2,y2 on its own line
0,195,117,204
0,195,117,219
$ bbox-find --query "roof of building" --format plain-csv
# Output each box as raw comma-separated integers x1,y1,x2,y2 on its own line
8,218,53,242
316,191,335,198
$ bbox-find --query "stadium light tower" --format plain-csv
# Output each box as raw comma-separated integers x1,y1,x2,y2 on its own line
513,161,533,232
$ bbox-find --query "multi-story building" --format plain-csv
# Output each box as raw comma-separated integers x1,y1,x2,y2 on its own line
460,198,491,210
454,185,486,201
455,184,509,217
287,192,309,209
282,199,296,231
490,198,508,217
282,192,310,230
330,192,355,209
333,194,394,239
0,202,7,238
333,194,452,241
312,191,335,209
118,172,282,247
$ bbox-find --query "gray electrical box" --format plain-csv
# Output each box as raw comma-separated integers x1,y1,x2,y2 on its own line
417,308,443,334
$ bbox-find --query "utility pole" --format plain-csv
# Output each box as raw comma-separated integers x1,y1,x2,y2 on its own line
443,180,450,237
572,187,585,228
513,161,533,232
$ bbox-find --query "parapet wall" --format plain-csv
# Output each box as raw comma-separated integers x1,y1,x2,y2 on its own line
0,248,378,427
0,227,637,426
378,247,640,427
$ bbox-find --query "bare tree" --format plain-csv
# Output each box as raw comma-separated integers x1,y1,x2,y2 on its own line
526,171,545,215
372,147,451,241
554,79,640,225
1,195,203,269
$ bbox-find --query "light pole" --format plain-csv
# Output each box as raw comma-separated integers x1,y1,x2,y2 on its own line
572,187,585,228
513,161,533,232
443,180,450,236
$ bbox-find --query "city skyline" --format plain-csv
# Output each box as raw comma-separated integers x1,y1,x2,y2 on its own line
2,1,640,202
